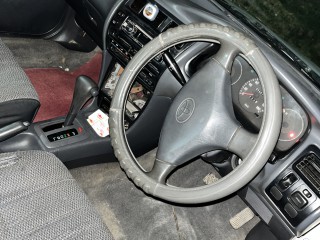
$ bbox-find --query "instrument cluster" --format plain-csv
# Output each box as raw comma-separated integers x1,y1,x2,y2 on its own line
231,56,308,152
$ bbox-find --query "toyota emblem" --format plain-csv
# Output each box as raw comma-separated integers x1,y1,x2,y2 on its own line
176,98,195,123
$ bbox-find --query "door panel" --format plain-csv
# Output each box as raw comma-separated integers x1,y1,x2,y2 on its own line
0,0,67,36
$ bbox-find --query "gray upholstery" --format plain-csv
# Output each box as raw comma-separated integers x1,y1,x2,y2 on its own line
0,38,40,127
0,38,38,103
0,150,114,240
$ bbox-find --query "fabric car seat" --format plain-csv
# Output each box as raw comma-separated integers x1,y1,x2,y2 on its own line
0,38,39,128
0,150,114,239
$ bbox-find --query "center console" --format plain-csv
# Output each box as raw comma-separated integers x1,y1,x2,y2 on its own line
98,0,186,127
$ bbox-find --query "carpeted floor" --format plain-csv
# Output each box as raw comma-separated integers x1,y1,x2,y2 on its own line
25,53,102,122
70,149,259,240
3,37,102,122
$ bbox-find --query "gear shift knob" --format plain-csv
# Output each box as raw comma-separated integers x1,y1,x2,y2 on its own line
64,75,98,126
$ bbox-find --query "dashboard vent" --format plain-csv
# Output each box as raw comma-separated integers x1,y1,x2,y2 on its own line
294,154,320,196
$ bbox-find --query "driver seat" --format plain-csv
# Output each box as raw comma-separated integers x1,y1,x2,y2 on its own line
0,150,114,240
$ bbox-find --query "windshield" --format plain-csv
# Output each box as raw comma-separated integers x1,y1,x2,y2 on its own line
215,0,320,82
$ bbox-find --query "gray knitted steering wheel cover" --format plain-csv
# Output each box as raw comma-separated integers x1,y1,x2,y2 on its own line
109,23,282,204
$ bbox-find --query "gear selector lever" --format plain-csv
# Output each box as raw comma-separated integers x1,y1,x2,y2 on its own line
64,75,98,127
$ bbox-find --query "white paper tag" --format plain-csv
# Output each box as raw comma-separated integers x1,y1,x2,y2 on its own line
87,109,109,137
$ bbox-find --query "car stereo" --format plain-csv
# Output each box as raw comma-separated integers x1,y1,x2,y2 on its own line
107,8,176,89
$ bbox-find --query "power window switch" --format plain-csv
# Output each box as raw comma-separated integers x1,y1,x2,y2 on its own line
284,203,298,218
291,192,308,209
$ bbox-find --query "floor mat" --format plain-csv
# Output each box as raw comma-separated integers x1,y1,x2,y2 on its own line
70,150,259,240
25,53,102,122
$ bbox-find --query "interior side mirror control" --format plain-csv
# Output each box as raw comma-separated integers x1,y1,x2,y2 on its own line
278,173,298,190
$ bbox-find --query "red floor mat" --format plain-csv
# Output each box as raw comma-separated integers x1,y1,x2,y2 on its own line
25,53,102,122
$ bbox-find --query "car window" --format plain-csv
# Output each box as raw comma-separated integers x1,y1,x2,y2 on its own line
215,0,320,82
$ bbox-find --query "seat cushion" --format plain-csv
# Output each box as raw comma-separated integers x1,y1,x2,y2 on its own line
0,150,113,240
0,38,39,127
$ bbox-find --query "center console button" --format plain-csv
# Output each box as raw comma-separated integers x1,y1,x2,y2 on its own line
291,191,308,209
122,21,137,35
303,189,312,198
117,11,125,18
284,203,298,218
270,186,282,200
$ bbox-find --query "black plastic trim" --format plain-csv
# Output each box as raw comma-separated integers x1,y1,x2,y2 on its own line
0,99,39,128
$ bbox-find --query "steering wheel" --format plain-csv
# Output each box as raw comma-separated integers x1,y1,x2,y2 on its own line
109,23,282,204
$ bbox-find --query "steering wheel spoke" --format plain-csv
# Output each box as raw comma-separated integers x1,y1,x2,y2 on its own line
213,42,240,73
146,159,176,184
228,127,258,159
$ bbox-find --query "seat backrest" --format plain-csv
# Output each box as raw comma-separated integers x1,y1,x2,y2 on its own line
0,38,39,127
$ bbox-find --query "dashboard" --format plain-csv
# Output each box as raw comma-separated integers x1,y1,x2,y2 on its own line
66,0,320,239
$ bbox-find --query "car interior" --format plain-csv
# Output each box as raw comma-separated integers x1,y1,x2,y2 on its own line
0,0,319,239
